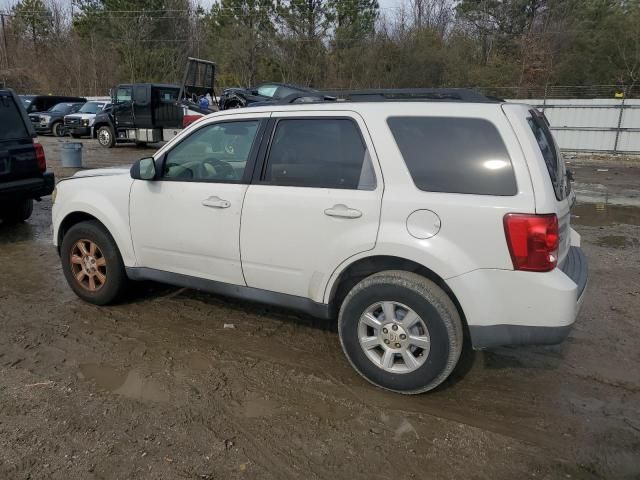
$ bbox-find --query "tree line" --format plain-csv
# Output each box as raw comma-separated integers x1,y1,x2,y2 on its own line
0,0,639,98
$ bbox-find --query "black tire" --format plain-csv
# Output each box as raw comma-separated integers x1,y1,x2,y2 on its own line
0,198,33,223
97,126,115,148
338,270,463,394
52,122,65,137
135,141,147,148
60,220,127,305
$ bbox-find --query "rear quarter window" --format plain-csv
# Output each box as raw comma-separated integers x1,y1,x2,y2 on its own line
387,117,517,196
527,112,567,200
0,94,29,140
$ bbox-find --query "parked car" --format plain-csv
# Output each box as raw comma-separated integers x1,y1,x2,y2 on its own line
218,82,315,110
0,89,54,223
29,102,86,137
64,101,110,138
51,89,588,394
20,95,87,114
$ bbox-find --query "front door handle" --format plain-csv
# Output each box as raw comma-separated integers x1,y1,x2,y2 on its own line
202,196,231,209
324,204,362,219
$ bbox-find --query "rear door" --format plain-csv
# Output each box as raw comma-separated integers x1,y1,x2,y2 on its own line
240,111,383,302
0,91,38,183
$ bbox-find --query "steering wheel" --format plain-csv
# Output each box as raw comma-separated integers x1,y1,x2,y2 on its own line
200,158,236,180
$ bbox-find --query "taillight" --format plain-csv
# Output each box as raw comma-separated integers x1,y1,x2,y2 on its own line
503,213,558,272
33,139,46,172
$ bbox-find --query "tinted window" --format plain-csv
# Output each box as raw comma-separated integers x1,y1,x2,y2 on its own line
0,94,29,140
263,118,375,190
387,117,517,196
527,113,566,200
275,86,304,98
158,89,178,103
163,120,259,182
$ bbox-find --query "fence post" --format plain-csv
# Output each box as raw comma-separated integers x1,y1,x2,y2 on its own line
613,87,627,153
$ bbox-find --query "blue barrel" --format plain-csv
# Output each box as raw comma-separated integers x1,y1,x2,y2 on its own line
61,142,83,168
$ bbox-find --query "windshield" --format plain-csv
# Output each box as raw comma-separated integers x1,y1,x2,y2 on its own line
48,103,75,113
257,85,278,98
78,102,106,114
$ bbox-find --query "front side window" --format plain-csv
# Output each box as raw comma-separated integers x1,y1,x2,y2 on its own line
527,113,566,200
116,87,132,103
388,116,517,196
49,103,73,113
163,120,260,182
262,118,375,190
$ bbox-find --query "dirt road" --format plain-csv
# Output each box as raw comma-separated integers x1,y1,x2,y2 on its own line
1,137,639,479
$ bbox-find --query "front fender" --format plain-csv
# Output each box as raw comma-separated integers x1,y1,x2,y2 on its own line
52,176,136,266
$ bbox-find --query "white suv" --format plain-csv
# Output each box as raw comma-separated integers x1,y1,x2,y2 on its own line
52,90,588,394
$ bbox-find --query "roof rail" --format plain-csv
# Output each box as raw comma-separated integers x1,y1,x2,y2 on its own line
275,88,500,105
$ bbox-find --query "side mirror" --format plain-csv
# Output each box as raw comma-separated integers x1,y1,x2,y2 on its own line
131,157,157,180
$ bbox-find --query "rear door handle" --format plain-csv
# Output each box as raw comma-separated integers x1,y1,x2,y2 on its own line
324,204,362,219
202,196,231,209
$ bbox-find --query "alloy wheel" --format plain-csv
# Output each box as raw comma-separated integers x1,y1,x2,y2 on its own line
70,239,107,291
358,301,431,374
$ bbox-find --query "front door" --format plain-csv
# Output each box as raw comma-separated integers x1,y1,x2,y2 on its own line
113,85,134,129
240,113,384,302
130,115,267,285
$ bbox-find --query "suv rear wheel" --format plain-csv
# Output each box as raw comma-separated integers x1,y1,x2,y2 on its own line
61,220,127,305
0,198,33,223
338,270,463,394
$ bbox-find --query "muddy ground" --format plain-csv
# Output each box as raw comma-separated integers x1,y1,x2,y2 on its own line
1,137,639,480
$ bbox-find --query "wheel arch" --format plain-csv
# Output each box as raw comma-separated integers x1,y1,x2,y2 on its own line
326,255,469,335
56,209,134,266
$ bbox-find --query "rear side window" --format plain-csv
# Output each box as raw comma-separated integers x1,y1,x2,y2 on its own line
527,113,566,200
387,117,517,196
0,95,29,140
262,118,376,190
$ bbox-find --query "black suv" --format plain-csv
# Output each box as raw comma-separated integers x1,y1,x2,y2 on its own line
20,95,86,114
29,101,86,137
0,89,54,223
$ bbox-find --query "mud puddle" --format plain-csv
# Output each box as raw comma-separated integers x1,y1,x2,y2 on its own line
574,181,640,208
572,203,640,226
78,363,169,402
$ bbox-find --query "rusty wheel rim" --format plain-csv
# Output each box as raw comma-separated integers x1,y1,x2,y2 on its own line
70,239,107,292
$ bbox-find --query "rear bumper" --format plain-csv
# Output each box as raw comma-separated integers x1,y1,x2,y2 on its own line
449,246,588,349
0,171,55,199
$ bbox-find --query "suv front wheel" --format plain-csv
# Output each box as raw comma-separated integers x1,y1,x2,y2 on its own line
61,220,127,305
338,271,463,394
